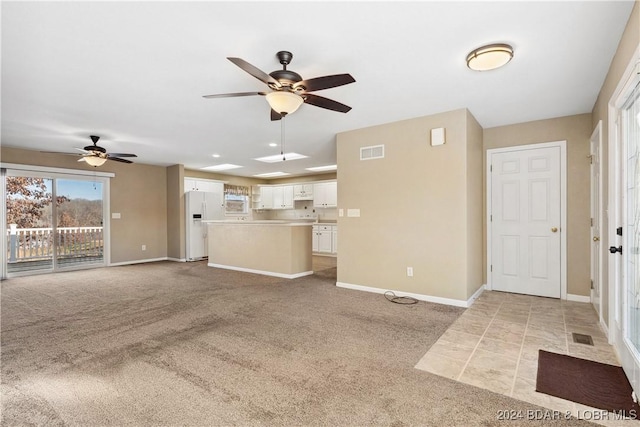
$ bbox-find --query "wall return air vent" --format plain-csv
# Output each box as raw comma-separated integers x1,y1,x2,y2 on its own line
360,144,385,160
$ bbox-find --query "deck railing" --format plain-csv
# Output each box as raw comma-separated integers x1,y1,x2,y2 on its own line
6,225,104,263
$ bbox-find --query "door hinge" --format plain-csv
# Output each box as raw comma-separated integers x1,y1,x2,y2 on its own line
490,164,493,172
490,265,493,272
490,214,492,222
591,279,594,290
590,217,593,227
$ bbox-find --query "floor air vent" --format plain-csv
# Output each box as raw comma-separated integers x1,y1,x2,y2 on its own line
571,332,594,346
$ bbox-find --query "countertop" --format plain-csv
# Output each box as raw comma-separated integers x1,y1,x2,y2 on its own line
204,219,314,226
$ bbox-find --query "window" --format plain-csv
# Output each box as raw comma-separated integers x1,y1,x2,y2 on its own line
224,185,249,215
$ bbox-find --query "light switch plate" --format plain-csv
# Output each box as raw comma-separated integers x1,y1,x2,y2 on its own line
338,209,344,217
347,209,360,217
112,213,121,219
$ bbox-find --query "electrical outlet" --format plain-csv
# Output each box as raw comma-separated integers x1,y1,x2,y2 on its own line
407,267,413,277
141,245,146,251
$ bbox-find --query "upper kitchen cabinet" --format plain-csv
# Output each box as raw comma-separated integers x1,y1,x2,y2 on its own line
259,186,274,209
184,178,223,193
272,185,294,209
313,181,337,208
293,184,314,201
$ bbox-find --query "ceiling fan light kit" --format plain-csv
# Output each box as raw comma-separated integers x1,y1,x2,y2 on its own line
83,156,108,167
466,43,514,71
41,135,137,166
203,51,355,121
266,91,304,115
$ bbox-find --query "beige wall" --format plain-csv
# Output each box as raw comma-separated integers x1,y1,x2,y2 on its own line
166,164,184,260
591,2,639,325
336,108,482,302
269,172,337,184
483,113,593,296
466,111,484,298
1,146,168,264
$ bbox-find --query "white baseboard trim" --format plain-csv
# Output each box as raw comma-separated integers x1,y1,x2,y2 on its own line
566,293,591,303
467,285,485,306
208,263,313,279
109,257,168,267
167,257,187,262
599,318,610,340
335,282,476,308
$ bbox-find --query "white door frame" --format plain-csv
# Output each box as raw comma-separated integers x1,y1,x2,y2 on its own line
1,163,113,277
606,44,640,395
590,120,604,323
486,140,568,299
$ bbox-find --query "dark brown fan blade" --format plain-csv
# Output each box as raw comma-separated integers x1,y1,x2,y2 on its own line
271,109,283,121
203,91,266,99
303,94,352,113
293,74,355,92
40,151,83,156
108,157,133,164
227,57,281,88
107,153,137,158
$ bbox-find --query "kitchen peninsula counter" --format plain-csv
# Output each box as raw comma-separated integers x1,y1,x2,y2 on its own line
204,220,313,278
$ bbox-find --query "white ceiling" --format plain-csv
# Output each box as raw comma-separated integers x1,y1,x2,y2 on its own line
1,1,635,178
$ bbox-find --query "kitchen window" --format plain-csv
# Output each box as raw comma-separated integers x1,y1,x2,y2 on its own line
224,184,249,215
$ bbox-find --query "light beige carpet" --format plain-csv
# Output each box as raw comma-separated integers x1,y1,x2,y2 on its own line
1,261,591,426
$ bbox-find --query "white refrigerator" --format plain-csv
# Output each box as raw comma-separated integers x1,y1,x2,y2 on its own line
185,190,224,261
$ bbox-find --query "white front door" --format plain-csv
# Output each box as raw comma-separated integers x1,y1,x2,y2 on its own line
489,144,563,298
610,61,640,397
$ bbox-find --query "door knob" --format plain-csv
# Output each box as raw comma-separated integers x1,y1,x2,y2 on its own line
593,236,600,242
551,227,558,233
609,246,623,254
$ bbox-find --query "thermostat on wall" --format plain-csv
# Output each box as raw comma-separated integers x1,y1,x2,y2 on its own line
431,128,446,146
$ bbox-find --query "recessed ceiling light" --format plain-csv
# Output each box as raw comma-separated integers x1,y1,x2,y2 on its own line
255,153,308,163
305,165,337,172
268,143,278,147
253,171,291,178
200,164,242,171
212,154,221,158
466,43,513,71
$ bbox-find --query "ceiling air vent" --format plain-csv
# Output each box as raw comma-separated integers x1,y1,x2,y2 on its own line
360,144,384,160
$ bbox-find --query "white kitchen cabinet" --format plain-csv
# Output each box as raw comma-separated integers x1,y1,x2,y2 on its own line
293,184,314,201
312,224,334,254
272,185,294,209
313,181,337,208
184,178,223,193
259,186,274,209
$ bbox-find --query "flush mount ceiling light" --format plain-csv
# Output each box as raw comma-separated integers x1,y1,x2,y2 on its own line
265,91,304,116
253,171,291,178
255,153,308,163
305,165,337,172
200,164,243,171
466,43,514,71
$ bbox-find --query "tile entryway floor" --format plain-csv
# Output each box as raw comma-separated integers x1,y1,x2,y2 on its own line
415,290,634,425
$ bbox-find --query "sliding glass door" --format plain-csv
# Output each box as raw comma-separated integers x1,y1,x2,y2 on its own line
6,175,55,273
4,170,107,276
55,179,105,269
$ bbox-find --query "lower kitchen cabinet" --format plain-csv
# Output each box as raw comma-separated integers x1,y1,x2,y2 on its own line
312,224,337,254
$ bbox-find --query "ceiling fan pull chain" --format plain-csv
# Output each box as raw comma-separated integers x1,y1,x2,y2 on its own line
281,116,286,161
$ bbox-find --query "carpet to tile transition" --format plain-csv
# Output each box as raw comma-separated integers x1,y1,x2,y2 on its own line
536,349,640,417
